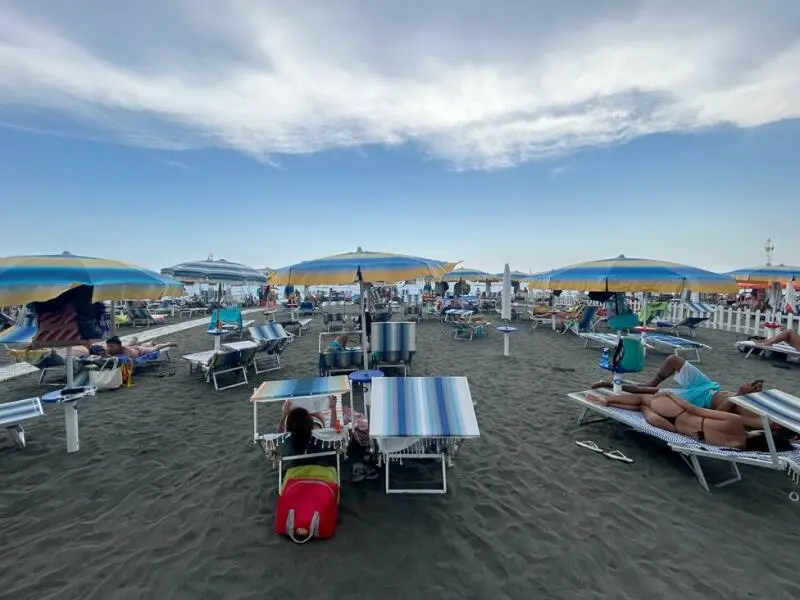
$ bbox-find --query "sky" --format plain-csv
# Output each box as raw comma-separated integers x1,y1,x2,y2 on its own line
0,0,798,276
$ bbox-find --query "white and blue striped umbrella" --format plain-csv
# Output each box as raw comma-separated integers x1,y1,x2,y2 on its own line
161,259,267,285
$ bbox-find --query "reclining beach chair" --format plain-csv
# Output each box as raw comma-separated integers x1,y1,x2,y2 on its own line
563,305,601,335
208,308,254,339
735,340,800,361
579,331,626,350
654,302,714,337
0,397,44,449
323,311,347,332
318,331,365,376
402,300,421,323
276,308,312,337
370,376,480,494
451,319,490,341
298,301,315,316
566,387,800,492
126,306,166,327
250,376,352,488
249,323,292,373
182,348,254,390
642,332,711,362
370,321,416,375
7,348,68,384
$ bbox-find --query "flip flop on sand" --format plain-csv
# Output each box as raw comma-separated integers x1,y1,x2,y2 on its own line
575,440,604,453
603,450,634,463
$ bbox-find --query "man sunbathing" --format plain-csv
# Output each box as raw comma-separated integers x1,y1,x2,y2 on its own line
591,354,766,429
105,335,177,358
758,328,800,351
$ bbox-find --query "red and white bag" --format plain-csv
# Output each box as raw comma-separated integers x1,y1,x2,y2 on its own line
275,466,339,543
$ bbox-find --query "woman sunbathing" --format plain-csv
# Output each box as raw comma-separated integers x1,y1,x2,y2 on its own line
585,390,793,451
105,335,177,358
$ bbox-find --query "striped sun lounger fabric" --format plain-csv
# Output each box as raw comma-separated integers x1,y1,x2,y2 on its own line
250,323,288,341
646,332,707,349
568,388,800,461
728,389,800,435
682,302,714,314
251,375,351,403
370,376,480,438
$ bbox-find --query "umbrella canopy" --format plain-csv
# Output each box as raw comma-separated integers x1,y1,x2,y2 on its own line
495,270,530,280
501,264,512,321
0,252,184,305
442,267,501,283
161,259,267,285
524,255,737,294
269,249,457,286
727,264,800,285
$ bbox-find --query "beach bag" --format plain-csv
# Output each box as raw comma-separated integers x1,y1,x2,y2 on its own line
275,465,339,544
89,365,123,391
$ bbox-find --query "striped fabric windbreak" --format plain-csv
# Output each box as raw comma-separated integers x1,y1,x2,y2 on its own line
251,375,351,403
371,322,416,364
370,376,480,438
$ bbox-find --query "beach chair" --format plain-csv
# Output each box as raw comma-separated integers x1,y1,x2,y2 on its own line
208,308,254,339
370,321,416,376
182,348,253,390
276,308,312,337
298,301,315,316
126,306,166,327
0,397,44,449
249,323,292,373
370,376,480,494
250,376,352,488
655,302,714,337
643,332,711,362
563,305,600,335
579,331,624,350
735,340,800,361
402,303,421,323
323,311,347,332
318,331,365,376
566,387,800,492
451,319,490,341
7,348,68,384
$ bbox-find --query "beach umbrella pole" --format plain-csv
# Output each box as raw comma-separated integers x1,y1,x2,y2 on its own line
63,346,80,453
359,279,369,370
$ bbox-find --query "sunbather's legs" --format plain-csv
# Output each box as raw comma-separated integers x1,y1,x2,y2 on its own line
586,393,645,410
758,328,800,350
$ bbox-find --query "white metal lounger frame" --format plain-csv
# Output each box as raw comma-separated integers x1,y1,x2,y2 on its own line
567,388,800,492
252,393,349,490
0,397,44,449
644,333,711,362
183,350,250,391
579,332,622,349
375,437,464,494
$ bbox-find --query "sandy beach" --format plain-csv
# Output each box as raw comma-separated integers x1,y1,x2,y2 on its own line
1,313,798,600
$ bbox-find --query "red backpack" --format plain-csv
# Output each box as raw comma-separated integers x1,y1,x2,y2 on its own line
275,466,339,544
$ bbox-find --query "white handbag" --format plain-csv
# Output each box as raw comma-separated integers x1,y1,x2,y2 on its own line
89,365,123,391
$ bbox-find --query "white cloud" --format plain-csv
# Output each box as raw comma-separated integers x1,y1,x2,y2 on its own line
0,0,797,170
163,160,191,170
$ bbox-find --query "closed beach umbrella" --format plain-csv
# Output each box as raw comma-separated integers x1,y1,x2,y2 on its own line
783,278,797,314
525,255,737,294
271,248,457,367
161,258,267,285
501,264,512,321
0,252,183,305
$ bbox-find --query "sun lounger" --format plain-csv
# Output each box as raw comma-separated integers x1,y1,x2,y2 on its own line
735,340,800,360
182,348,254,390
450,320,490,341
564,305,601,335
126,307,166,327
654,302,714,337
643,332,711,362
371,321,416,376
298,301,315,316
248,323,292,373
402,303,421,322
276,309,312,337
251,376,352,488
579,331,623,349
370,376,480,494
208,308,254,339
566,387,800,492
323,312,347,332
0,397,44,449
442,308,473,323
318,331,364,376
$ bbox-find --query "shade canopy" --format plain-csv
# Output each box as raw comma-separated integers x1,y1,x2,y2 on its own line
727,264,800,285
524,255,738,294
269,249,457,286
442,267,500,283
161,259,267,285
0,252,184,305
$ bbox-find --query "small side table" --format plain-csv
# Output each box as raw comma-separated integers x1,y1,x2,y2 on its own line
496,326,517,357
206,328,228,351
41,386,96,453
349,369,384,419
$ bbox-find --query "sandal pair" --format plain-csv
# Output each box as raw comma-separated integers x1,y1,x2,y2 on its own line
351,462,380,482
575,440,634,463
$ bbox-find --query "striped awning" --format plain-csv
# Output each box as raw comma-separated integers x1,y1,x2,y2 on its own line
161,259,267,285
0,253,183,305
369,376,480,438
251,375,351,403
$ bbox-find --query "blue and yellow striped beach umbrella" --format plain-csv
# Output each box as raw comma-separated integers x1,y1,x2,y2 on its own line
524,255,738,294
0,252,184,305
726,264,800,285
442,268,501,283
269,249,458,286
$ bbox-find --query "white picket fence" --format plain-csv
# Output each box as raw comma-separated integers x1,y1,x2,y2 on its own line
550,297,800,336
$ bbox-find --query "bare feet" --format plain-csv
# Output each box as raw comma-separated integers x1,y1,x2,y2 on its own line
590,381,612,390
586,393,608,405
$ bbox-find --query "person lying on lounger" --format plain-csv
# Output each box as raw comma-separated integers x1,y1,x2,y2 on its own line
757,328,800,351
591,354,767,429
105,335,177,359
584,389,793,451
329,333,349,350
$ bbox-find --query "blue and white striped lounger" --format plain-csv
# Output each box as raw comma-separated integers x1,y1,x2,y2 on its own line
250,376,351,488
735,340,800,360
643,332,711,362
655,302,714,337
579,331,622,349
567,387,800,492
370,376,480,494
371,321,416,375
249,323,292,373
0,397,44,449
